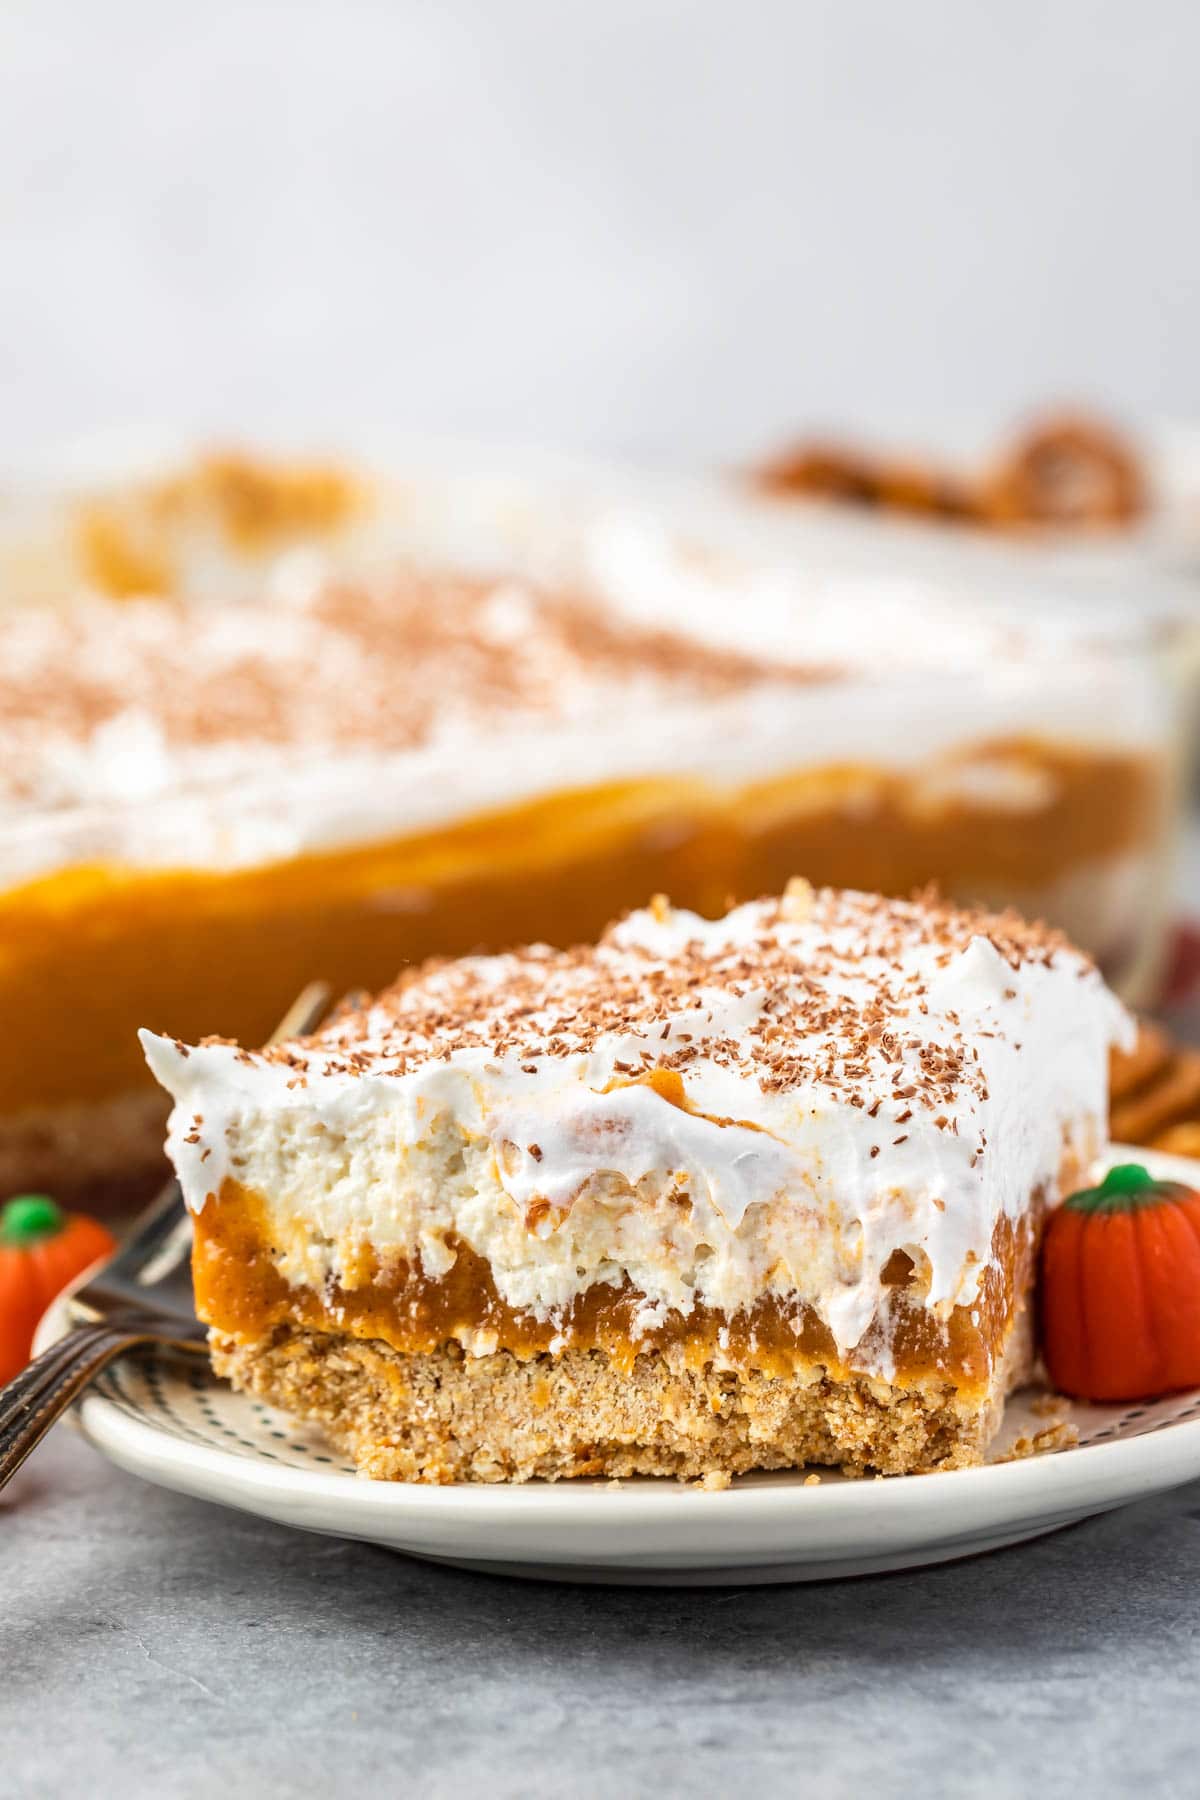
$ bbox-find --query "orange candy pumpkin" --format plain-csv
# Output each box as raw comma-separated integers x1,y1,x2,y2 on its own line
1041,1163,1200,1403
0,1195,115,1385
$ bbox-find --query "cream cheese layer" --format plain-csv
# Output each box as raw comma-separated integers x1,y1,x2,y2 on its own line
143,886,1129,1374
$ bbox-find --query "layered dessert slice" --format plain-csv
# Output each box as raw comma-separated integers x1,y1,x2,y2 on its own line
144,883,1128,1482
0,539,1172,1211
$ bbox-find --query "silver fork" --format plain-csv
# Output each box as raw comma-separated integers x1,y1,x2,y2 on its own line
0,982,330,1491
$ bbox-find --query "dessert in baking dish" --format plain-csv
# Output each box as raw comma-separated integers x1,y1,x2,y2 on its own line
144,883,1127,1481
0,547,1173,1208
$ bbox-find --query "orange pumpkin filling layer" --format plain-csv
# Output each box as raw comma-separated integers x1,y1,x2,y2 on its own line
193,1181,1039,1398
0,740,1158,1122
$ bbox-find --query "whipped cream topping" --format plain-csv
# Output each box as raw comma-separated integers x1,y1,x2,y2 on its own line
0,508,1172,892
0,566,839,888
143,886,1129,1374
0,571,794,812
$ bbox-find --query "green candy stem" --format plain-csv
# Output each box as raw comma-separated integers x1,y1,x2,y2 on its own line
0,1194,65,1246
1064,1162,1184,1215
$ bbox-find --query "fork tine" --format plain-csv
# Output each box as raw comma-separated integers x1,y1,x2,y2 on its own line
0,1323,113,1434
101,1179,188,1278
270,980,333,1042
0,1316,208,1493
0,1326,146,1488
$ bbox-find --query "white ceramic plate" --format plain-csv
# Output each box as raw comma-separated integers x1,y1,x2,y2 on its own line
41,1145,1200,1586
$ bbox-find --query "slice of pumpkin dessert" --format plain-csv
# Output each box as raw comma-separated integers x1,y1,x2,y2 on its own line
141,881,1129,1482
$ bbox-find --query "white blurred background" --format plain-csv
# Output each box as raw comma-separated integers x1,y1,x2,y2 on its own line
1,0,1198,466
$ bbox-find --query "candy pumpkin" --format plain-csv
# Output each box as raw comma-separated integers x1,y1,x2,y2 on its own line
0,1195,115,1385
1041,1163,1200,1402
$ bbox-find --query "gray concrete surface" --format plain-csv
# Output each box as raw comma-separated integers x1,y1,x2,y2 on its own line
3,1426,1198,1798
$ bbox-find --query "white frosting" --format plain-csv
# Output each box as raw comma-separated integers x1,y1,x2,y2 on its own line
0,498,1174,891
143,889,1130,1377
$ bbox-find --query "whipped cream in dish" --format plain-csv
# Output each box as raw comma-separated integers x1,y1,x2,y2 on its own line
0,515,1172,891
